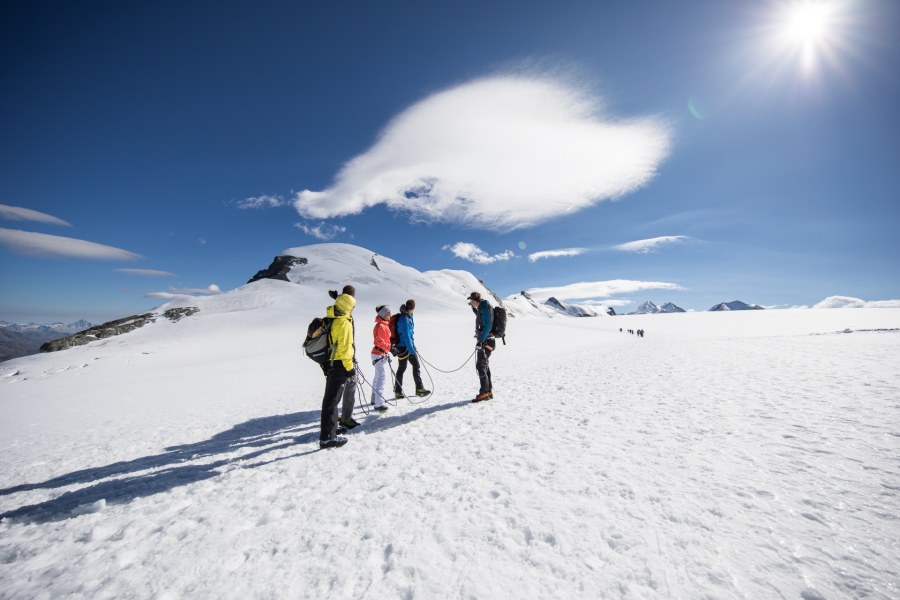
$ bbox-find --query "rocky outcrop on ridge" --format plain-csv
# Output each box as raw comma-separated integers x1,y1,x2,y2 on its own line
248,256,308,284
40,308,199,353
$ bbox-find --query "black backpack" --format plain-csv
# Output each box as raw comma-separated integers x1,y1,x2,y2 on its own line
490,306,507,345
303,316,334,365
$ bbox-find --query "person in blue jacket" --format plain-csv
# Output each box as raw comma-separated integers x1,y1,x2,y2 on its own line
393,299,431,398
467,291,495,402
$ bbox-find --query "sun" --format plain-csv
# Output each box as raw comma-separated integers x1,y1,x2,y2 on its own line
770,1,842,73
784,2,830,45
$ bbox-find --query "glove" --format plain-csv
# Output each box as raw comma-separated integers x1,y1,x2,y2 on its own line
390,345,399,357
347,368,356,378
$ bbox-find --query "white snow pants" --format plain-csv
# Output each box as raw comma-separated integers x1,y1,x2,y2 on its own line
370,353,390,407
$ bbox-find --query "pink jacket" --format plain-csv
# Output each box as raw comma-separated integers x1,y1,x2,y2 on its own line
372,317,391,355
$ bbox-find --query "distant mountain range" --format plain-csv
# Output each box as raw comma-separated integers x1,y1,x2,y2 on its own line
625,300,765,314
0,244,770,364
505,291,617,318
709,301,764,312
628,301,686,315
0,320,93,362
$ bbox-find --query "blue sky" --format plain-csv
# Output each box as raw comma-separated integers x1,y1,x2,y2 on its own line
1,0,898,323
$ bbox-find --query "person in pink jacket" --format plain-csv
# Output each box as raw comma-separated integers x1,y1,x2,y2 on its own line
370,305,393,412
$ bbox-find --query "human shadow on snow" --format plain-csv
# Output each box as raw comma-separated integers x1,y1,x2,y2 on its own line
0,398,470,524
0,410,321,523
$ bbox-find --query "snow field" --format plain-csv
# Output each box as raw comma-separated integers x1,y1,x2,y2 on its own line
1,301,899,599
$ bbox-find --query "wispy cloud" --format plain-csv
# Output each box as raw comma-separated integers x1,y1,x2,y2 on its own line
235,195,286,209
0,204,72,227
528,248,587,262
294,74,671,230
580,298,633,308
444,242,515,265
526,279,683,302
0,228,141,260
612,235,690,253
813,296,900,309
146,284,221,300
295,221,347,240
115,268,176,277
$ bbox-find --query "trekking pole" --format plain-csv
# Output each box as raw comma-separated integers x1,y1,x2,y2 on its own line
387,356,399,404
354,367,397,412
353,374,370,417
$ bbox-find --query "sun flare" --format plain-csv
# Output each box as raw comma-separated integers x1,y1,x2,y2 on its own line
769,0,846,74
785,2,830,44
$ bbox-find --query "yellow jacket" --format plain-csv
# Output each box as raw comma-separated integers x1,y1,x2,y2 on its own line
327,293,356,371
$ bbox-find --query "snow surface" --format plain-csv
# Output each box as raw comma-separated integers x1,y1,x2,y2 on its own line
1,245,899,599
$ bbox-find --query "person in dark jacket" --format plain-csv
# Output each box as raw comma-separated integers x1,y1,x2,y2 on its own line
467,292,495,402
319,288,357,449
324,286,361,433
393,299,430,398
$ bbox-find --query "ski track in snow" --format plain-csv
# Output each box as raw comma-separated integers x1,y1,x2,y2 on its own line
1,311,899,599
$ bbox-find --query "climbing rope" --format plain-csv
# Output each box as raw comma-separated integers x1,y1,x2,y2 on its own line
417,350,477,374
349,348,476,414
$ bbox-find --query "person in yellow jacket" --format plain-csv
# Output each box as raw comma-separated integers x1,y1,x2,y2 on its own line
319,286,357,449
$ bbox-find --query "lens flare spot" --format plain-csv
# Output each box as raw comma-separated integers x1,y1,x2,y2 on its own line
687,97,706,120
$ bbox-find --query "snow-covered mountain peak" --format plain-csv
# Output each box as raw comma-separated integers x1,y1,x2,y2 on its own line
709,300,764,312
630,300,660,315
272,243,502,315
0,320,93,334
146,243,503,324
659,302,686,313
628,300,685,315
503,292,615,318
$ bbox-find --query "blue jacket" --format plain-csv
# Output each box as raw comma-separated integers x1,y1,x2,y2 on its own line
475,299,493,343
397,312,416,354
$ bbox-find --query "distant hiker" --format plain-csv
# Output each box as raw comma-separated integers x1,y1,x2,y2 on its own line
319,287,358,449
468,292,495,402
371,305,393,412
393,299,430,398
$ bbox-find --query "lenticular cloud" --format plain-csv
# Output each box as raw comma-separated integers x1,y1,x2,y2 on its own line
294,75,672,230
